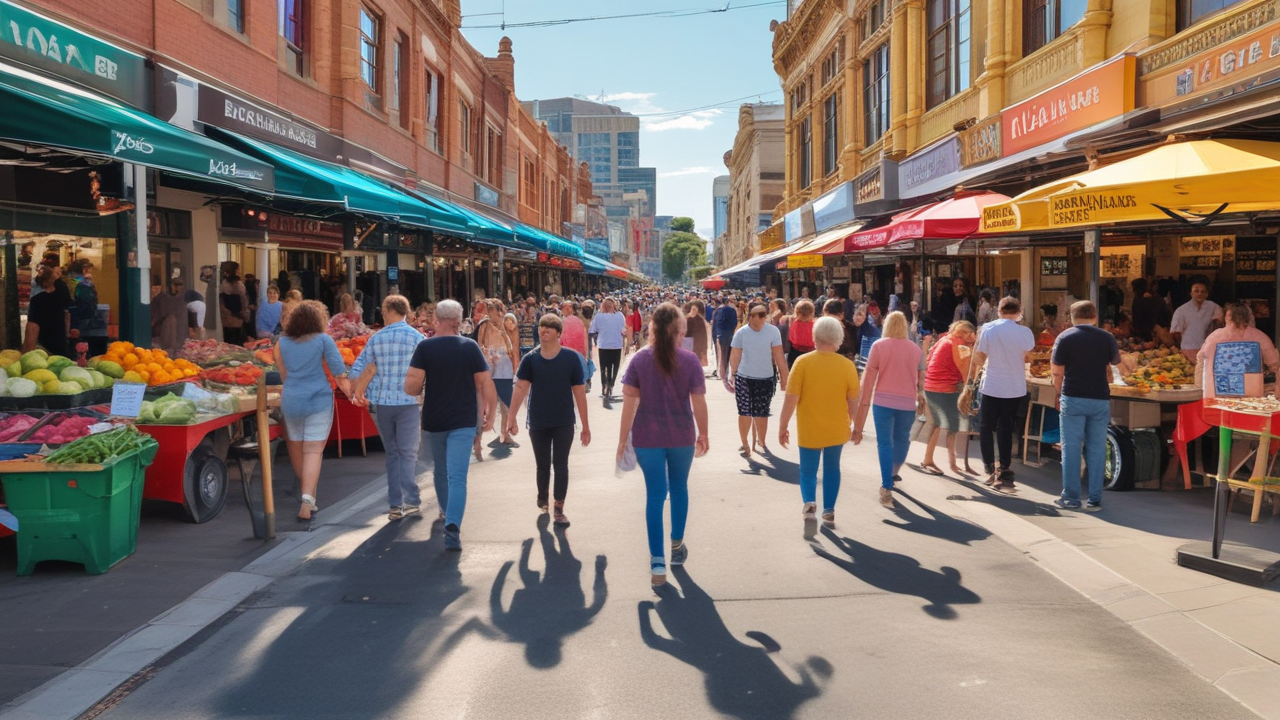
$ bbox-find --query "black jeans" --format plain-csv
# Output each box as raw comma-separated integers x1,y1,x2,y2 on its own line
979,393,1024,473
530,424,575,505
599,349,622,389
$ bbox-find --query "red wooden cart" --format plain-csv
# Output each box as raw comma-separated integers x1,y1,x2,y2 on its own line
139,412,251,523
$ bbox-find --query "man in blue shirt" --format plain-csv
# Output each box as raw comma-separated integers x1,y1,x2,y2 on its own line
712,295,739,379
351,295,428,521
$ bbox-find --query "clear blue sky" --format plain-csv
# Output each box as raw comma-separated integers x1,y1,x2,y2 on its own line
461,0,788,241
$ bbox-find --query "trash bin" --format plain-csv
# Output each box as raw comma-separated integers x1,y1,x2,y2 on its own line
1,440,159,575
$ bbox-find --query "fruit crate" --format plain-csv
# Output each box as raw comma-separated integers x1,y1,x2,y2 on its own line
0,439,159,575
0,388,111,411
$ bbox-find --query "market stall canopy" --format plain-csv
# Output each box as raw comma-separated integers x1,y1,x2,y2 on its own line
515,223,584,259
715,242,794,279
846,191,1009,251
780,223,863,258
700,276,727,290
582,255,608,275
980,139,1280,233
0,61,275,194
401,188,540,252
212,128,471,234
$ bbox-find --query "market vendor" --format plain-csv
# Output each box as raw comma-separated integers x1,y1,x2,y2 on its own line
1170,278,1223,364
150,277,189,358
1036,304,1060,347
1197,303,1279,395
1129,278,1170,341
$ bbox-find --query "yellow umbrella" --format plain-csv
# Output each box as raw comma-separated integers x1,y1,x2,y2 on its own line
980,139,1280,232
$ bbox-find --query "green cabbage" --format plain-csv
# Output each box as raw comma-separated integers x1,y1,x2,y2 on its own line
156,400,197,424
6,377,37,398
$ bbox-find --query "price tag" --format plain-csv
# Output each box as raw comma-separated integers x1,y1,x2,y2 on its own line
110,382,147,418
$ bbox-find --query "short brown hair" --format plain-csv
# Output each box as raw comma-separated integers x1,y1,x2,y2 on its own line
382,294,410,318
998,296,1021,315
284,300,328,338
1069,300,1097,321
795,299,816,319
538,313,563,333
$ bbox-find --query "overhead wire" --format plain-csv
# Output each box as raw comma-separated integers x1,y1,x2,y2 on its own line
461,1,786,30
624,90,783,118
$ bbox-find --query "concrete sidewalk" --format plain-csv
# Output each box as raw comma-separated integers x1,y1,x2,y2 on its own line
893,439,1280,718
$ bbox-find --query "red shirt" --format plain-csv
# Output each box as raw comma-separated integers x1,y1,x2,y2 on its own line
924,334,966,392
628,310,642,332
789,319,815,351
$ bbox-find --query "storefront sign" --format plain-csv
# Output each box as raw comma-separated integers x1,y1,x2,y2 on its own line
0,0,148,107
981,203,1021,232
758,221,785,251
1140,4,1280,106
268,214,343,241
537,252,582,271
784,204,814,243
898,136,961,195
1049,192,1138,226
475,182,500,208
853,159,899,215
960,115,1002,167
1003,56,1136,156
198,84,343,161
787,253,823,269
811,182,855,231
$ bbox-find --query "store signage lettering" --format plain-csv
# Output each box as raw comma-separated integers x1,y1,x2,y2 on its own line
787,253,823,269
1050,193,1137,226
1141,13,1280,106
898,137,961,193
208,159,266,182
536,252,582,270
1141,0,1279,74
268,214,343,240
961,116,1002,167
0,0,146,106
981,204,1020,232
856,167,883,204
223,98,317,148
1002,56,1135,156
111,130,153,155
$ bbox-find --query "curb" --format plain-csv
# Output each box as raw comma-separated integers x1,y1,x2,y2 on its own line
0,476,397,720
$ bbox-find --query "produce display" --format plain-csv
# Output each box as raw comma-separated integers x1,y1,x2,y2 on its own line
1209,396,1280,413
201,363,264,387
1028,348,1052,379
178,339,256,367
0,413,44,441
329,318,369,341
0,349,116,397
25,412,106,445
335,335,369,366
97,342,200,387
1119,351,1194,392
136,394,198,425
44,426,153,465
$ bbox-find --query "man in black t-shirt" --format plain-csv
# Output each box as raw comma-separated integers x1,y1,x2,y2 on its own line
505,313,590,526
1051,300,1120,512
405,299,496,551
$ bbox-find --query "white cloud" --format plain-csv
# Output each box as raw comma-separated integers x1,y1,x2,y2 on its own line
659,166,716,178
644,109,722,132
600,92,656,104
584,92,722,132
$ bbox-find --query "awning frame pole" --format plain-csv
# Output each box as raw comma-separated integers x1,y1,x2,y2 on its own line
1086,228,1101,307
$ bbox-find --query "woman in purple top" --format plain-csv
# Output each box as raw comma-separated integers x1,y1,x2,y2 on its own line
618,303,710,587
852,311,924,510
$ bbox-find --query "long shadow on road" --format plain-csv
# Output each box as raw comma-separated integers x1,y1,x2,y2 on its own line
813,526,981,619
885,489,993,546
489,514,607,668
638,566,832,720
739,448,800,485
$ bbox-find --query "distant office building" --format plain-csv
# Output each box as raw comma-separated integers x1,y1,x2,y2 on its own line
712,175,730,241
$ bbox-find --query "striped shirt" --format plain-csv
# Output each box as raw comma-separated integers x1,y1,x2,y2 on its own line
349,320,424,407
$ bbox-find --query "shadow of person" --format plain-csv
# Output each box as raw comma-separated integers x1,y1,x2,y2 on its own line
813,527,980,619
944,480,1063,517
638,567,831,720
739,453,800,485
884,489,993,546
489,514,607,668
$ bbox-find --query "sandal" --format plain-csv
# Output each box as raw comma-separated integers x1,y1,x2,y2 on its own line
388,506,405,521
918,462,945,476
553,502,570,527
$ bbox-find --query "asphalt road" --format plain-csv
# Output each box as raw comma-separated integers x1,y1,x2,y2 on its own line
94,358,1255,720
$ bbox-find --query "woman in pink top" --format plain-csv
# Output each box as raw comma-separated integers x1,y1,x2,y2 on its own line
787,299,816,368
559,300,588,357
920,321,976,477
1197,303,1280,390
853,311,923,509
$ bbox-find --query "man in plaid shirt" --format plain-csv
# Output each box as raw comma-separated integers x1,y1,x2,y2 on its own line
350,295,427,521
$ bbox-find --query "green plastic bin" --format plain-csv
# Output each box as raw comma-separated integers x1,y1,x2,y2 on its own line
2,440,159,575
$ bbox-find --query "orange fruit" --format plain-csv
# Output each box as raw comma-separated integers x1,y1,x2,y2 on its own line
138,370,150,382
122,353,139,369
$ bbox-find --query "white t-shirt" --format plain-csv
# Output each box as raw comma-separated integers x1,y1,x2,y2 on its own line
1170,299,1222,350
589,311,627,350
731,323,782,379
976,317,1035,399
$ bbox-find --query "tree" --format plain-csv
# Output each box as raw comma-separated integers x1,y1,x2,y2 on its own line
669,216,695,233
662,231,707,281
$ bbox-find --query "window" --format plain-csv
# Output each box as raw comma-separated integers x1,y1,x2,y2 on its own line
484,126,502,184
458,101,472,170
863,43,890,144
822,93,840,177
798,115,812,189
228,0,245,33
821,42,843,87
389,37,401,114
522,157,536,207
791,79,808,111
617,131,639,168
424,65,441,153
1023,0,1086,55
392,33,409,128
926,0,971,108
1178,0,1248,29
280,0,305,75
359,6,380,92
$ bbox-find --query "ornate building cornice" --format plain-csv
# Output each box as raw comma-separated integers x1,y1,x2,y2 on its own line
772,0,844,76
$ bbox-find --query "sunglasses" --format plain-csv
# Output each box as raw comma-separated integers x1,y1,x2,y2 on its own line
751,311,767,318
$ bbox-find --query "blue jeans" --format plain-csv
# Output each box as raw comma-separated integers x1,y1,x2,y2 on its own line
373,404,422,508
636,446,694,560
799,445,843,511
427,427,477,528
872,405,915,489
1059,395,1110,504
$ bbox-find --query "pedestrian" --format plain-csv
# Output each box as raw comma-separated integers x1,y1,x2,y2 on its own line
617,302,709,587
1051,301,1121,512
822,299,858,360
976,289,998,326
590,297,627,400
23,267,71,357
349,295,428,521
404,299,498,551
217,261,250,347
150,277,188,358
274,301,351,523
627,300,644,351
477,299,517,451
787,299,816,367
256,285,283,338
712,295,738,378
770,298,792,357
920,320,977,477
852,311,923,509
686,299,710,370
506,313,591,526
1197,303,1280,389
725,302,788,458
517,303,537,357
778,316,860,527
1171,278,1223,364
968,296,1036,491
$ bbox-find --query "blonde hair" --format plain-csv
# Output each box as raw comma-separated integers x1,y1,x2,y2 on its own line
882,311,909,339
948,320,975,337
794,299,816,320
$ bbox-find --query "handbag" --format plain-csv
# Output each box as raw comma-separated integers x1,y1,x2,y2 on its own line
587,357,597,377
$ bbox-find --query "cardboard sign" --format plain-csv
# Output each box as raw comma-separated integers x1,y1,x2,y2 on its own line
110,382,147,418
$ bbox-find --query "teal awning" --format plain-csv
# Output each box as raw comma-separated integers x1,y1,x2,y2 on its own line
403,189,540,253
0,61,274,192
582,256,608,275
211,129,472,235
515,223,584,259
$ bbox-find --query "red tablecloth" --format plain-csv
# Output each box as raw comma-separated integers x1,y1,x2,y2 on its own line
329,393,378,443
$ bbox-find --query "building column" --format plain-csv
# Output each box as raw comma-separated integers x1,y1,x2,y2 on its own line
903,0,926,153
1079,0,1114,67
977,0,1010,117
889,1,910,155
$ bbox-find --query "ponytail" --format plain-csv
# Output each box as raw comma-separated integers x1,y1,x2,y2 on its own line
649,302,682,375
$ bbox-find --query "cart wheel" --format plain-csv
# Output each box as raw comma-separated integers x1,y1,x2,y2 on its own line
1104,425,1136,491
184,447,228,523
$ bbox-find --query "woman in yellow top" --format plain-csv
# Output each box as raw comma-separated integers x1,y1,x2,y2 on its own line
778,316,861,527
